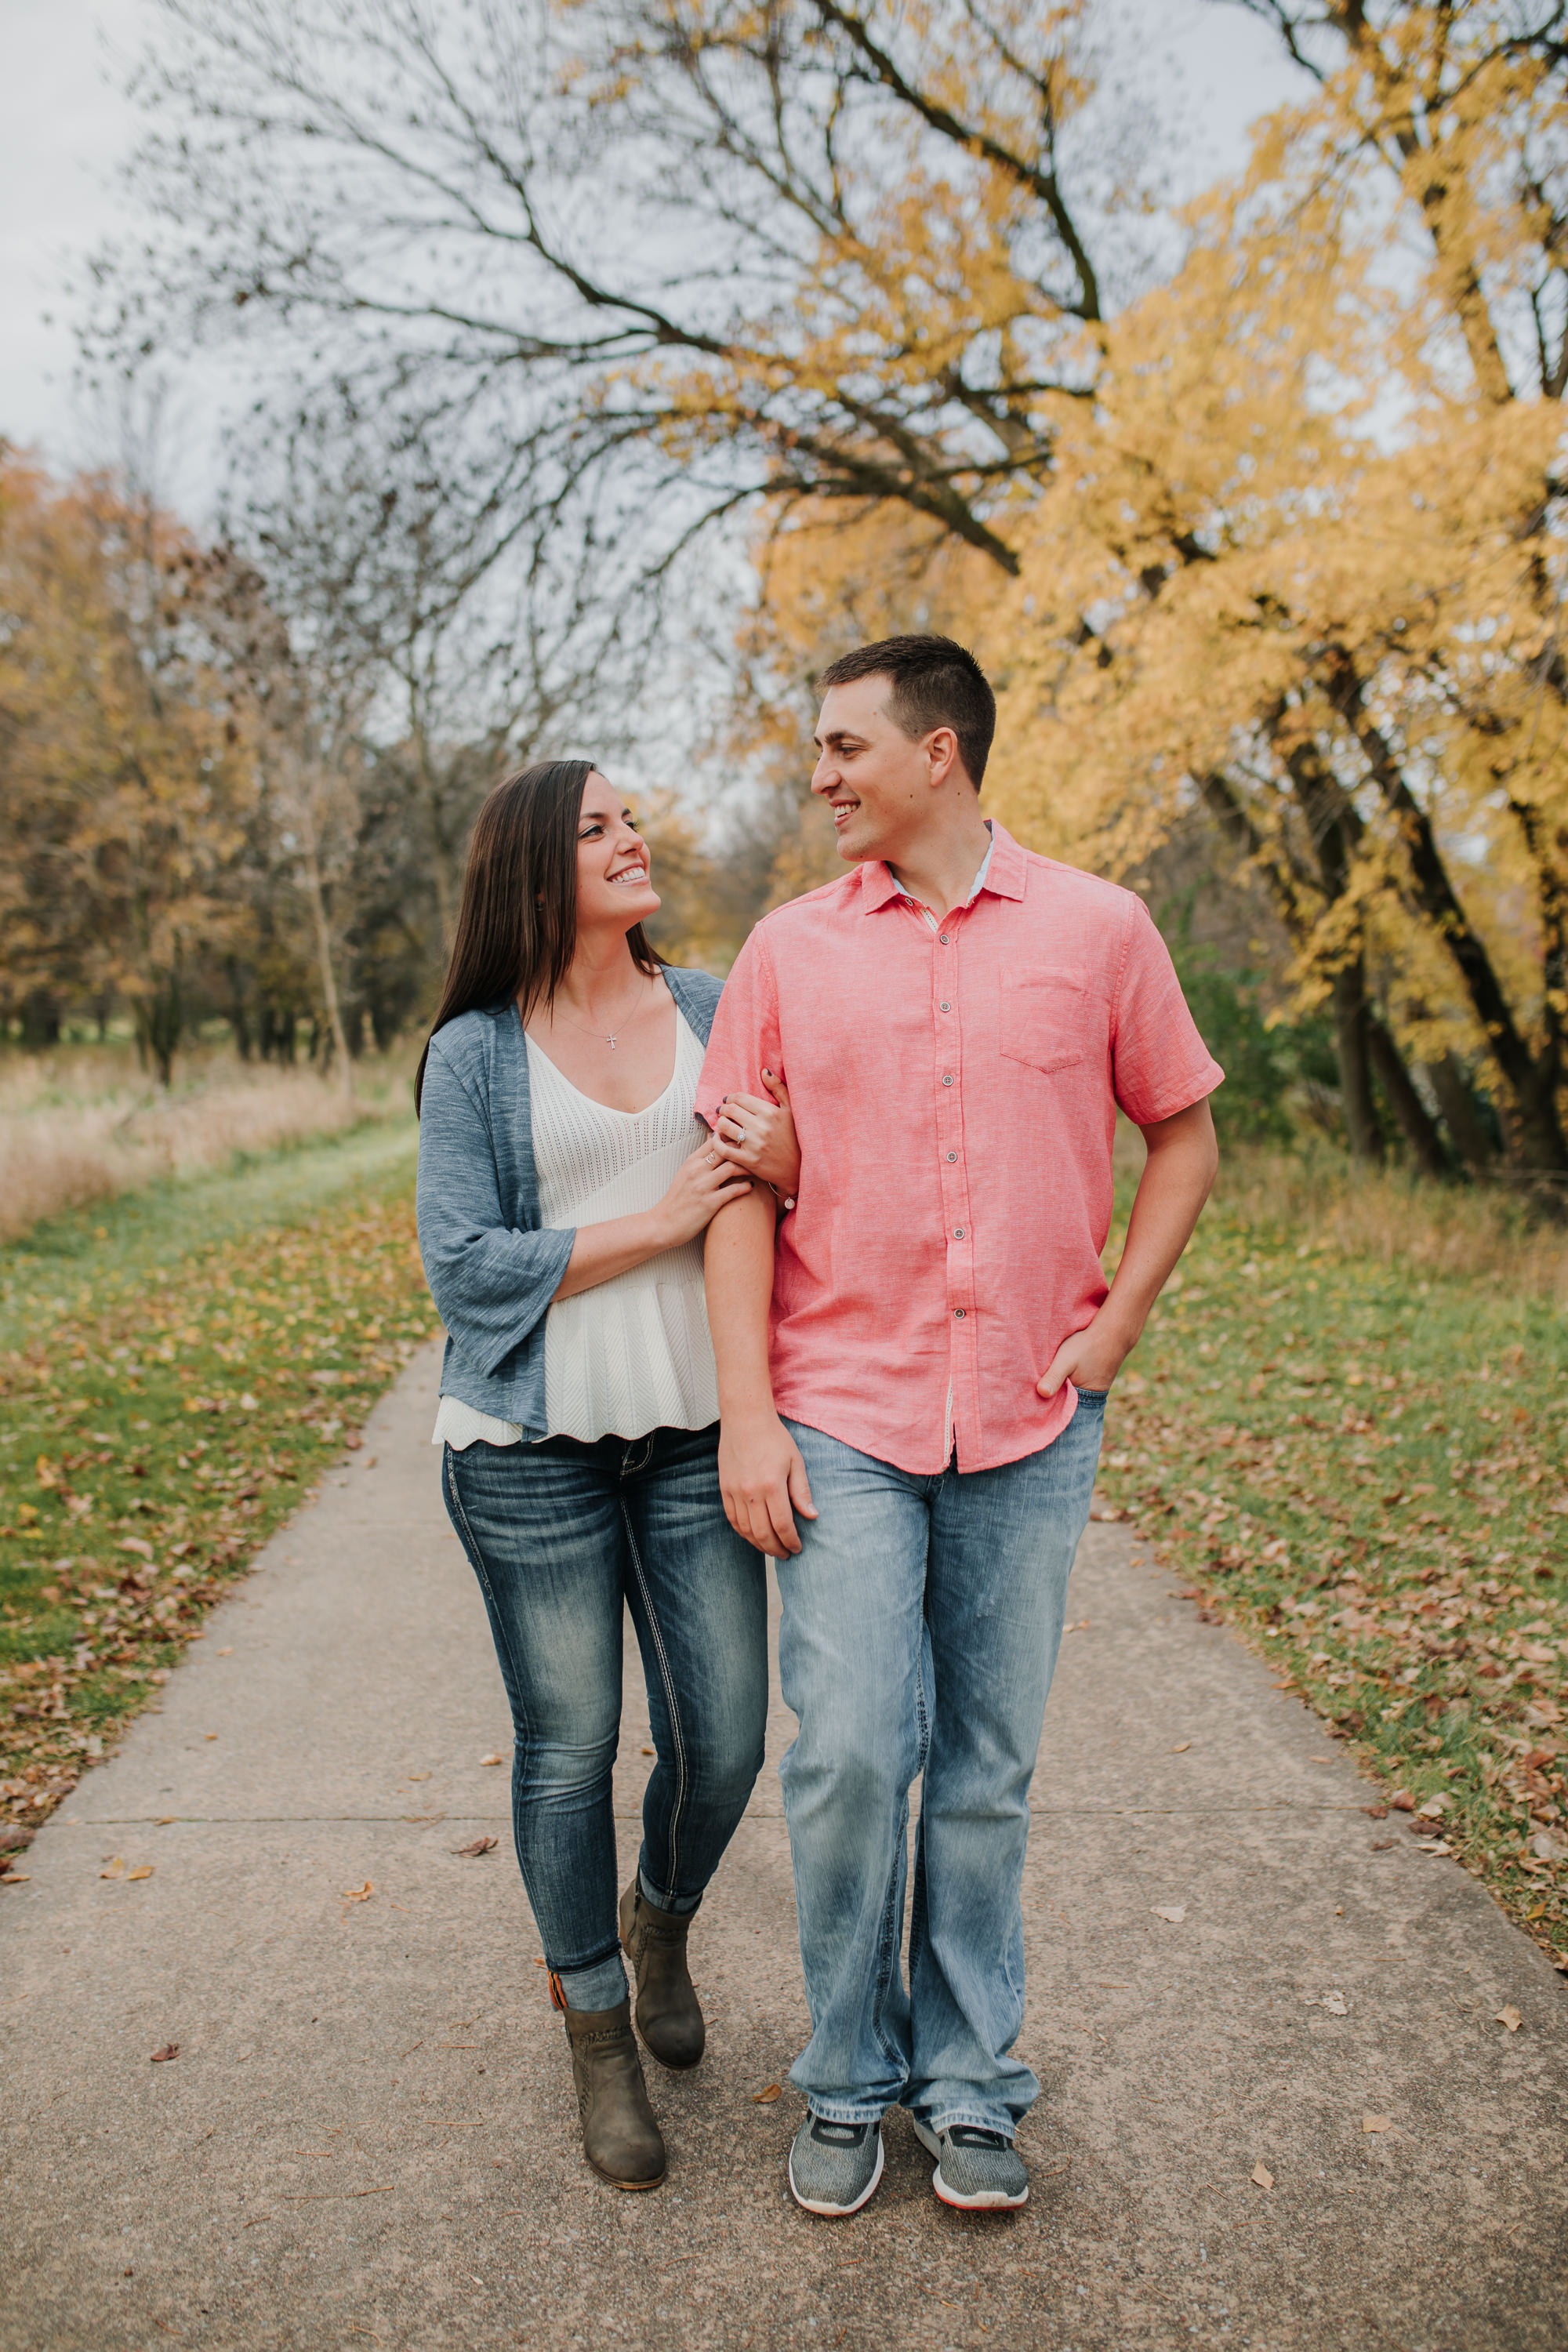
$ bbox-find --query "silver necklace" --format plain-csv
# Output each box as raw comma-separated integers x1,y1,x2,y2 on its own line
555,976,647,1049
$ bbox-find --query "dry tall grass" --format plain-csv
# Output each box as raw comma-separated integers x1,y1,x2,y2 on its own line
1109,1121,1568,1307
0,1047,412,1244
1214,1144,1568,1308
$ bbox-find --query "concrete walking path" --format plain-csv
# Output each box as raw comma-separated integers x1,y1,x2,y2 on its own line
4,1344,1565,2352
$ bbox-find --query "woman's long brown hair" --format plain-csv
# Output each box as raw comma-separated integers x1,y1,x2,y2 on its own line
414,759,662,1112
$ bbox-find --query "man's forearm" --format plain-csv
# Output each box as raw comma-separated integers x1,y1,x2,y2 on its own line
704,1186,779,1415
1100,1104,1218,1350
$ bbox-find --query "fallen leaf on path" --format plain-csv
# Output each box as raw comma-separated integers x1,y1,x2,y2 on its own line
641,1746,655,1756
1250,2162,1273,2190
1363,1806,1389,1820
1321,1992,1348,2016
753,2083,783,2103
127,1865,154,1882
100,1857,125,1880
1495,2005,1522,2032
1362,2114,1391,2133
1151,1904,1187,1924
217,1646,234,1657
150,2044,180,2063
340,1881,373,1903
1171,1742,1191,1753
453,1836,498,1858
155,1815,177,1825
478,1754,505,1767
1,1868,31,1884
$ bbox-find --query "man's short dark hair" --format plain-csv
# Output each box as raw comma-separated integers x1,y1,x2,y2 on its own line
815,633,996,789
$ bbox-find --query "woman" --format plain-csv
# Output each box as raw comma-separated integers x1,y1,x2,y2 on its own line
415,759,797,2193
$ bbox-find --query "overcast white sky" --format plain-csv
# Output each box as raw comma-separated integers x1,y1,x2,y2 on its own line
0,0,1306,513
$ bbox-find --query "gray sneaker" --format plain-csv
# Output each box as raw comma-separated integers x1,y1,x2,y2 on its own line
912,2117,1028,2210
787,2115,884,2216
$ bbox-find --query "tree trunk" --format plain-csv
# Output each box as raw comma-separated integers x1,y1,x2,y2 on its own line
1330,961,1385,1165
1424,1054,1498,1174
296,789,354,1099
1366,1018,1450,1178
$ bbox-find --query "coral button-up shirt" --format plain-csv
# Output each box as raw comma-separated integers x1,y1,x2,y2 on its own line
697,823,1223,1475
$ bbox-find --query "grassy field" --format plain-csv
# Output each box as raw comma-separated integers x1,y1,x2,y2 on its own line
0,1120,441,1861
1098,1144,1568,1976
0,1040,414,1241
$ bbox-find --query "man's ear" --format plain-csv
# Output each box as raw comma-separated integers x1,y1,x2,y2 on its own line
926,726,960,788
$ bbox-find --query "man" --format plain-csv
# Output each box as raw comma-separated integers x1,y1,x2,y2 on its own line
700,635,1221,2218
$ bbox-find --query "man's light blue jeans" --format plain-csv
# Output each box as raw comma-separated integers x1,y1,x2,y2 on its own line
777,1397,1105,2138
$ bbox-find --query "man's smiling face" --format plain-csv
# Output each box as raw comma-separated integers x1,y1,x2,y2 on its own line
810,673,938,866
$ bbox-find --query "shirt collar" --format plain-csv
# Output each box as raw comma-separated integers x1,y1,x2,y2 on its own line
858,819,1026,913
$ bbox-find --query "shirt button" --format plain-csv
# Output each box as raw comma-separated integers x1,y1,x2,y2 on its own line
946,1151,957,1163
938,933,950,946
940,1000,951,1011
953,1227,966,1239
954,1307,966,1318
941,1073,954,1086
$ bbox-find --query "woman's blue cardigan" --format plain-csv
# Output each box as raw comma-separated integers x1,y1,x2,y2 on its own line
414,967,724,1438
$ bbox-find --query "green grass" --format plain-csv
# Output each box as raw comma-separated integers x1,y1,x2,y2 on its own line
1098,1162,1568,1974
0,1121,441,1857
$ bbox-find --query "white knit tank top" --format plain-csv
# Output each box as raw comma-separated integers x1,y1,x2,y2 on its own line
431,1009,719,1448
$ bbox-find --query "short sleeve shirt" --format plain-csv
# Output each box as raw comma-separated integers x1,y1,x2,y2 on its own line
697,822,1223,1474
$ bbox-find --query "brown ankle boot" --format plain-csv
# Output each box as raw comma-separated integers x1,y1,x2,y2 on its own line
619,1878,705,2071
557,1993,666,2190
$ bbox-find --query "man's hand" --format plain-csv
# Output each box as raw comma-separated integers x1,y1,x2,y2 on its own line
1036,1319,1131,1400
718,1409,817,1559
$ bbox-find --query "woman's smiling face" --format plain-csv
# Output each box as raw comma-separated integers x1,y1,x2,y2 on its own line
575,771,661,931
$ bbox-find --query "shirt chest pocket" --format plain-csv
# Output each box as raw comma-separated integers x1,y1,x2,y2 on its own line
999,967,1094,1076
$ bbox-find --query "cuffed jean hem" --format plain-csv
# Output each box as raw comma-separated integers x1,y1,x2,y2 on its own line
639,1861,701,1918
805,2099,892,2126
555,1951,630,2012
908,2103,1018,2140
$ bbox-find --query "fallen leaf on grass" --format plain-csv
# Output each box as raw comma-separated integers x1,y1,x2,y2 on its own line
453,1836,498,1858
1388,1791,1415,1813
341,1881,374,1903
1495,2005,1522,2033
150,2044,180,2063
753,2083,783,2103
1362,2114,1391,2134
1250,2162,1273,2190
1151,1904,1187,1924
